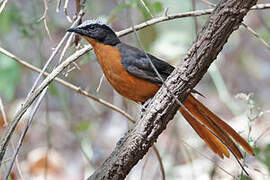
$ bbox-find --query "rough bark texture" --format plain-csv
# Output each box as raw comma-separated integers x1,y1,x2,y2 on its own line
88,0,258,179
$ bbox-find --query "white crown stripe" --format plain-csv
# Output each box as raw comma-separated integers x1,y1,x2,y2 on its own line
78,19,106,28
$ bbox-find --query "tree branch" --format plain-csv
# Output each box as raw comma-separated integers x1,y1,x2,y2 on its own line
88,0,258,179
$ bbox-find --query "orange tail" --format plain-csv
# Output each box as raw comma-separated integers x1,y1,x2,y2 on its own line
179,94,254,159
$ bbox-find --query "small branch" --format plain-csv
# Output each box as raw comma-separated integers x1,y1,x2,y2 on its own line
58,32,76,76
64,0,73,23
0,0,9,14
139,0,154,18
255,126,270,144
38,0,52,39
199,0,215,7
191,0,199,35
241,22,270,51
75,0,81,15
258,12,270,32
152,145,165,180
56,0,61,12
96,74,105,93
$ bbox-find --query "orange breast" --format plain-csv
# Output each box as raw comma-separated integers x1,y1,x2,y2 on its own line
89,39,160,103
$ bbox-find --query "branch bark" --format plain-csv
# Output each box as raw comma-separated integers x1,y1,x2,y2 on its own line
88,0,258,179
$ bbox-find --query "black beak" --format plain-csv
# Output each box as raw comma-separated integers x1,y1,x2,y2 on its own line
66,27,82,34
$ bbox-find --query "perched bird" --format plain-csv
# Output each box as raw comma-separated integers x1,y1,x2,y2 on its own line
67,20,254,160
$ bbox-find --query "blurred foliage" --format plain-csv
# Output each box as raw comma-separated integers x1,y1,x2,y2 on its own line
136,0,163,19
263,144,270,170
255,144,270,171
76,121,91,132
0,54,20,100
0,5,20,34
110,0,163,19
48,82,60,97
238,174,252,180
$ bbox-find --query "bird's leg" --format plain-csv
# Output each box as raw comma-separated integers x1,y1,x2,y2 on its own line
139,98,152,119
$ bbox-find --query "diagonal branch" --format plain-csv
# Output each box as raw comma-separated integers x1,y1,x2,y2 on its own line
88,0,258,179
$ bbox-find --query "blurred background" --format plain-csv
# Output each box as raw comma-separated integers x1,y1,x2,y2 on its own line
0,0,270,179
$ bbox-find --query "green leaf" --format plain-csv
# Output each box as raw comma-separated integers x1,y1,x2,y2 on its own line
76,121,90,132
0,54,20,100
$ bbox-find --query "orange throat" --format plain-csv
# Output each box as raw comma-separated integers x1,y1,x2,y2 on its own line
84,36,160,103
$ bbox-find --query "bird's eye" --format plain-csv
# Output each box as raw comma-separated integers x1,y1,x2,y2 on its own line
89,25,95,29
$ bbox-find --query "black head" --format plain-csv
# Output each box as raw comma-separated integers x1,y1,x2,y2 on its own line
67,20,121,46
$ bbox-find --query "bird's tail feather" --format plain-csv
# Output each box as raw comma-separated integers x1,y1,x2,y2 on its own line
179,94,254,159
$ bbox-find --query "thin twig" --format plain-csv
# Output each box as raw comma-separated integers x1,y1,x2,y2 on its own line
152,145,165,180
44,19,52,40
192,0,199,35
241,22,270,51
44,96,51,180
208,63,241,115
56,0,61,12
257,12,270,32
64,0,73,23
0,98,7,127
38,0,52,39
139,0,154,18
199,0,215,7
0,0,9,14
59,33,81,77
96,74,105,93
254,126,270,144
75,0,81,15
140,150,150,180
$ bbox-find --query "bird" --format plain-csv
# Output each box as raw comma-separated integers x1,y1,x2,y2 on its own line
67,19,254,160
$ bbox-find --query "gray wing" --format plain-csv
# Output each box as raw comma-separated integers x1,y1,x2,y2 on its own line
117,43,174,85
